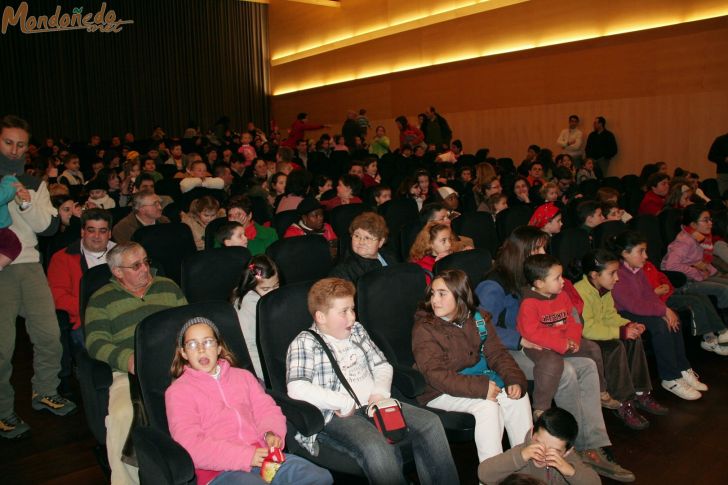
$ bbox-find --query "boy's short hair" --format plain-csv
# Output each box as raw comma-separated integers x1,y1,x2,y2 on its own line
646,172,670,189
533,407,579,450
596,186,619,203
215,221,243,245
601,200,620,216
576,200,600,224
523,254,561,286
308,278,356,319
372,185,391,198
227,195,253,214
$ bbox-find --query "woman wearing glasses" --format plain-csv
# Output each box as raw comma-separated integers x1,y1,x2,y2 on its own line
330,212,396,284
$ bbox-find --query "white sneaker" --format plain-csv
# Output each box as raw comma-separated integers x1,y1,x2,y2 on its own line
680,369,708,391
701,339,728,356
716,330,728,344
661,378,701,400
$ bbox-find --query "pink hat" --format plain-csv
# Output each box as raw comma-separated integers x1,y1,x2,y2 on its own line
529,203,560,229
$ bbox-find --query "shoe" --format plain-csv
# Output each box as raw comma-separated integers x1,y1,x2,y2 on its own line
600,391,621,410
579,448,636,482
700,339,728,356
613,401,649,430
661,378,701,400
634,392,669,416
31,393,77,416
0,413,31,439
681,369,708,391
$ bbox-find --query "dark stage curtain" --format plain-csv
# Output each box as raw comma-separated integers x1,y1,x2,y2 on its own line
0,0,270,140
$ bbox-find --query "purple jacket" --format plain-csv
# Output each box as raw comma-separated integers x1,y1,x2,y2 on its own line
661,229,717,281
165,360,287,484
612,263,667,317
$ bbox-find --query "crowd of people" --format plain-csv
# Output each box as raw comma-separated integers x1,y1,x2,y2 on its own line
2,110,728,485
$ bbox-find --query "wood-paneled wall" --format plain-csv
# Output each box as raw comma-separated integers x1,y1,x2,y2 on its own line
271,17,728,178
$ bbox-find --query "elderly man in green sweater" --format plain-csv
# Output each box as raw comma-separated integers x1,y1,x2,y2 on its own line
85,242,187,485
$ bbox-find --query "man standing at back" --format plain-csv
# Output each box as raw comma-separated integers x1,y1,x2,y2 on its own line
557,114,584,167
708,132,728,196
0,115,76,440
585,116,618,177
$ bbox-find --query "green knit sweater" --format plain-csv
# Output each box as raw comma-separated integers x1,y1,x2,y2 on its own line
85,276,187,372
574,277,630,341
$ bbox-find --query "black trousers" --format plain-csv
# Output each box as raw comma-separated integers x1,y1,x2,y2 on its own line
594,338,652,402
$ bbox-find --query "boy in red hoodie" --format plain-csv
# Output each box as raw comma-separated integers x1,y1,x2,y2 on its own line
517,254,618,419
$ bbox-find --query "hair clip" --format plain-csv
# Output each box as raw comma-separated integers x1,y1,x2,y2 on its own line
248,263,256,272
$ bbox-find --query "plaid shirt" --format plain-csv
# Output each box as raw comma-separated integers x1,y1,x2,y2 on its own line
286,322,391,455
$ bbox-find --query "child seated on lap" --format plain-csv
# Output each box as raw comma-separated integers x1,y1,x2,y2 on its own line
517,254,618,419
286,278,458,485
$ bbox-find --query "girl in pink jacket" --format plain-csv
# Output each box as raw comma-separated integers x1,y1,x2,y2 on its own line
165,317,332,485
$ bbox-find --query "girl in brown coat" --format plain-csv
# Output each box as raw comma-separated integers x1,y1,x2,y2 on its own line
413,269,533,462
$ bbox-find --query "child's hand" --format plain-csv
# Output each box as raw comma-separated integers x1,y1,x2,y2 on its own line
506,384,522,400
14,184,30,202
544,449,575,477
624,325,641,340
367,393,386,406
654,284,671,296
251,447,268,467
520,442,546,464
520,337,543,351
566,339,579,353
691,232,706,242
264,432,283,449
487,380,501,401
664,308,680,332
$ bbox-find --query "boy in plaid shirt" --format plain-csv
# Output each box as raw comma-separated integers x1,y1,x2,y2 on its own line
286,278,458,485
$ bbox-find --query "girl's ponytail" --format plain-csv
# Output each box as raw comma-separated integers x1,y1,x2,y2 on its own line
231,254,279,307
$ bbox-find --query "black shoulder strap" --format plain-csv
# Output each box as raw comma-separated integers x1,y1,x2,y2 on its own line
305,329,362,408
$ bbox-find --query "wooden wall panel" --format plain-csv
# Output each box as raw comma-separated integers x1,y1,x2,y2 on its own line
271,18,728,179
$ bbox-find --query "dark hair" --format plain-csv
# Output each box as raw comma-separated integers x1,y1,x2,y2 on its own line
646,172,669,189
284,169,310,197
569,115,579,122
528,144,541,153
296,112,307,120
0,114,31,134
422,269,476,324
596,116,606,127
231,254,279,307
420,201,449,224
576,200,601,224
523,254,561,286
607,230,647,258
81,208,113,228
553,166,573,182
227,195,253,214
134,172,156,190
215,221,244,245
395,115,408,128
581,249,619,280
681,203,708,226
489,226,551,294
533,407,579,450
396,176,418,198
339,174,363,197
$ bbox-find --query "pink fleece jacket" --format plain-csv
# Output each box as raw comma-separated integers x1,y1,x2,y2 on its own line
165,360,287,484
661,229,718,281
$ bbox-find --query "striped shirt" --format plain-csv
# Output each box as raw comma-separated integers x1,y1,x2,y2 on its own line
85,276,187,372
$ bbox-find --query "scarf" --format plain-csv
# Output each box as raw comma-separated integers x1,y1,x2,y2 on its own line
683,225,713,264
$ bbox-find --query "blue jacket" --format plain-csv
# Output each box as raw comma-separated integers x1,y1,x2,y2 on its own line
475,274,522,350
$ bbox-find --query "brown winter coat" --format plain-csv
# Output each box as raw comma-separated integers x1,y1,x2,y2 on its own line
412,309,528,404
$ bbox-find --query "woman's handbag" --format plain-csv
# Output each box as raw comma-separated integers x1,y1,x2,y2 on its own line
305,329,409,443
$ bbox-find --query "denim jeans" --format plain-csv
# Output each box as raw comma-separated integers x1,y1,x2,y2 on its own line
510,351,611,451
668,292,726,336
317,402,459,485
681,276,728,309
619,311,691,381
210,455,333,485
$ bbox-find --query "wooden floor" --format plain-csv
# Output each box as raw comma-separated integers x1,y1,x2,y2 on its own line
2,322,726,485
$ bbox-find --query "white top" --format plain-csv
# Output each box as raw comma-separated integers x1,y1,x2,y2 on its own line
235,291,264,378
556,128,584,158
81,241,117,269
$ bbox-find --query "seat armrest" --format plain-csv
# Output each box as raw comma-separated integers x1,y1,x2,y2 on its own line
267,389,324,437
392,364,426,398
133,426,196,485
663,270,687,288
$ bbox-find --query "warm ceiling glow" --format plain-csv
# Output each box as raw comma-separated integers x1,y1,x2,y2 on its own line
271,0,527,65
273,10,728,96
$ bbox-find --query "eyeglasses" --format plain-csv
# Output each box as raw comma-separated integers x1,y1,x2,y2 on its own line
352,233,379,243
141,200,162,207
698,218,713,223
117,258,151,271
183,338,218,351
